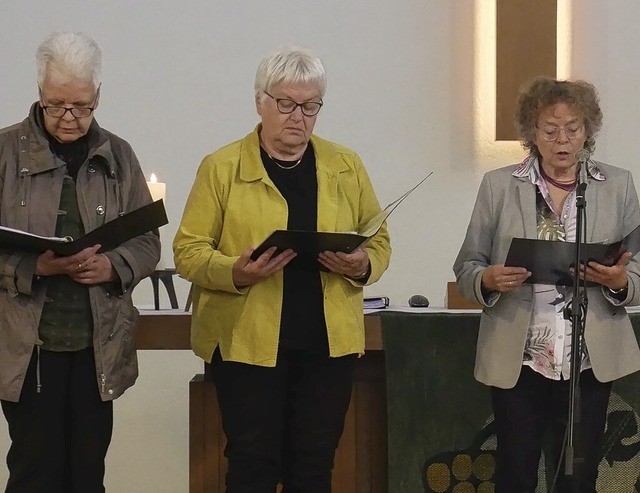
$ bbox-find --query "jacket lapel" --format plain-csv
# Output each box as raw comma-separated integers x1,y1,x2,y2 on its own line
516,178,537,239
585,179,597,242
312,135,349,232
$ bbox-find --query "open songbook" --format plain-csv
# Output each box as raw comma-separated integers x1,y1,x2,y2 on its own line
0,200,168,256
504,223,640,286
250,172,433,261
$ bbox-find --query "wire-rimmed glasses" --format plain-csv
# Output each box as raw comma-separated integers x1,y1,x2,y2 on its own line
536,123,585,142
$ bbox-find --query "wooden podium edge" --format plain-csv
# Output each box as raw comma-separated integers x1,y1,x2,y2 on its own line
446,281,483,310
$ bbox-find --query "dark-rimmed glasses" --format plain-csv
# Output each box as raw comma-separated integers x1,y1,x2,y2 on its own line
264,91,323,117
39,85,101,119
536,123,585,142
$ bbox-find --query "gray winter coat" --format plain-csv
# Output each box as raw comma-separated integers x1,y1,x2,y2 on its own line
0,103,160,402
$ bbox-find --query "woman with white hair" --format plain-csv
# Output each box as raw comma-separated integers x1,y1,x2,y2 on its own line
174,46,391,491
0,32,160,493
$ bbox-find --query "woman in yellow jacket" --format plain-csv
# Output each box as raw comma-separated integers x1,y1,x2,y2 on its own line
174,45,391,492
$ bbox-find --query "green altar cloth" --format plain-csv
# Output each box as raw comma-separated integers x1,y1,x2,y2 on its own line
381,310,640,493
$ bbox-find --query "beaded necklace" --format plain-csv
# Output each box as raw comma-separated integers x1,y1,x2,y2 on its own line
539,164,577,191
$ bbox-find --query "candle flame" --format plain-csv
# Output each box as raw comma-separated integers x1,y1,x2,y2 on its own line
150,173,158,183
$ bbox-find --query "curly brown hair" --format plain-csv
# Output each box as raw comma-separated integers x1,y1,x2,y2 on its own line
515,76,602,156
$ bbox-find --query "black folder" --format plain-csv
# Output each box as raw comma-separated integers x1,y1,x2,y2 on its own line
250,172,433,261
251,229,368,260
504,223,640,285
0,199,168,256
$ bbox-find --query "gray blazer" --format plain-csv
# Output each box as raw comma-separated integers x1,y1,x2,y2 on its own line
453,160,640,389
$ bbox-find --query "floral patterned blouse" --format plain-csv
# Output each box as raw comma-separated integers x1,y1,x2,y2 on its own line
512,155,605,380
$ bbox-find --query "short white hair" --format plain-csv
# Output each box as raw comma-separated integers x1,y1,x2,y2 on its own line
254,45,327,101
36,32,102,89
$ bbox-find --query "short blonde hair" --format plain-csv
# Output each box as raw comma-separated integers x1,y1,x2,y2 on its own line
254,45,326,102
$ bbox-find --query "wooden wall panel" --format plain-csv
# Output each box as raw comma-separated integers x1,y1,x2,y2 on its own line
496,0,557,140
188,351,387,493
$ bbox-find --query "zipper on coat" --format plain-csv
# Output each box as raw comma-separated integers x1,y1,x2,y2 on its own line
88,285,107,397
19,167,29,206
18,133,30,206
35,345,42,393
110,169,125,216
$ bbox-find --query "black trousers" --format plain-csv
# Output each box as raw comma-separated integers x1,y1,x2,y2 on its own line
209,347,356,493
491,366,611,493
1,348,113,493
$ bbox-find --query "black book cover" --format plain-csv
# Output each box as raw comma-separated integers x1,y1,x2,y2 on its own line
250,172,433,261
0,199,168,256
504,223,640,286
251,229,368,261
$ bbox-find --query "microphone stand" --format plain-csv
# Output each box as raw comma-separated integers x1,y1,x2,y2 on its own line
563,172,588,492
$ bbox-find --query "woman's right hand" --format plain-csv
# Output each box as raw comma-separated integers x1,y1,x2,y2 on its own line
482,264,531,292
232,246,296,288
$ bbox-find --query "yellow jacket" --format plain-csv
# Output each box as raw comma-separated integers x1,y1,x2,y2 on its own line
174,126,391,365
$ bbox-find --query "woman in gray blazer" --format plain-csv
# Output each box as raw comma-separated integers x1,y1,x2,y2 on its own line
454,76,640,493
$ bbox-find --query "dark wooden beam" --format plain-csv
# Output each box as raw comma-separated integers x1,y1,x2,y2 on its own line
496,0,557,140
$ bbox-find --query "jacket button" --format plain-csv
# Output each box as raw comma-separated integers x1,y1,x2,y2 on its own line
96,205,105,215
88,166,96,173
108,389,114,395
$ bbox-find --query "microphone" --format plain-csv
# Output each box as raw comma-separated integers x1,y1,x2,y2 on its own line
575,149,590,199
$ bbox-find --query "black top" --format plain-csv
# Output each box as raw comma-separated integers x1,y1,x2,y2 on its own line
48,136,89,181
36,107,89,180
261,144,328,353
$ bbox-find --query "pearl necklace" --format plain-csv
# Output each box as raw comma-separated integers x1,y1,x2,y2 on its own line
264,150,303,170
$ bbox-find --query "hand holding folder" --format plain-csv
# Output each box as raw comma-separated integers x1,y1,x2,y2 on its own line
250,172,433,261
504,223,640,285
0,200,168,256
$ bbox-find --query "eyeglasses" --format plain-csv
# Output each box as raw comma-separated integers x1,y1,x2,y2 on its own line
536,123,585,142
263,91,323,117
39,85,100,119
42,105,96,118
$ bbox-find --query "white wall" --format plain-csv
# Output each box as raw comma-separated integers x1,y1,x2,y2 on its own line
1,1,640,492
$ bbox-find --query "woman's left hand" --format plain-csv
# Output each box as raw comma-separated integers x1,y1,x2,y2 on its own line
573,251,633,290
319,247,370,279
70,253,118,285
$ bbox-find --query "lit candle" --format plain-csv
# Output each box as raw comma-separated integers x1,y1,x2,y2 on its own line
147,173,166,204
147,173,168,270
